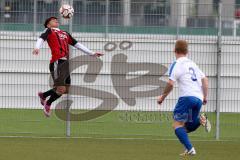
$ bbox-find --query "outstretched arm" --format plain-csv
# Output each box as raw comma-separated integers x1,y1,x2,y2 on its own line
32,38,44,55
74,42,103,57
67,32,104,57
32,28,50,55
157,79,174,105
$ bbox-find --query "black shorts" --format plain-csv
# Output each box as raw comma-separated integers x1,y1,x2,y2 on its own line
49,59,71,86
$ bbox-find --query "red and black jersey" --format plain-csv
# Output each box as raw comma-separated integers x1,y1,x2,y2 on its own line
40,28,77,63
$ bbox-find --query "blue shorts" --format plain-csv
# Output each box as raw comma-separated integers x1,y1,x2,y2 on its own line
173,96,202,123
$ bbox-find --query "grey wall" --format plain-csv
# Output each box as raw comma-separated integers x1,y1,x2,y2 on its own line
0,32,239,112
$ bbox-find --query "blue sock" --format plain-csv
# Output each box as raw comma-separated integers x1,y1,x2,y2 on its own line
175,127,192,151
185,118,201,133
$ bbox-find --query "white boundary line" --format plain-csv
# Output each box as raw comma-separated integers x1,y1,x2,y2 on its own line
0,135,238,142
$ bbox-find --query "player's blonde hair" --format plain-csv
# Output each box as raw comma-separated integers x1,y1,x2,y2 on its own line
175,40,188,55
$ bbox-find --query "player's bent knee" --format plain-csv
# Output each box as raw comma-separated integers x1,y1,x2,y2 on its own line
56,86,67,94
173,121,185,129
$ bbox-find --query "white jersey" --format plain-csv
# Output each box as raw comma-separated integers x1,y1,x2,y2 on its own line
168,57,205,101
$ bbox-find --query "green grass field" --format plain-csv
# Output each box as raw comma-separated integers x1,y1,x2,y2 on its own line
0,109,240,160
0,137,239,160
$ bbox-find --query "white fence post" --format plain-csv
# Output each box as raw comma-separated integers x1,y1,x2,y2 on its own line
216,1,222,140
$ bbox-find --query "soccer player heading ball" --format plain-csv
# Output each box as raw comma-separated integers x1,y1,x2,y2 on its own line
32,17,104,117
157,40,211,156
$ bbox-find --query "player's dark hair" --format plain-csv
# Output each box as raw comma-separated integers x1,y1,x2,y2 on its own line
175,40,188,55
44,17,58,28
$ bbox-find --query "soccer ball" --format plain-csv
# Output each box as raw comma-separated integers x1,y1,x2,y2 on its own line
59,4,74,19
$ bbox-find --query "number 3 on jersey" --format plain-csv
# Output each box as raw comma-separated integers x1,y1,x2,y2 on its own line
189,67,197,81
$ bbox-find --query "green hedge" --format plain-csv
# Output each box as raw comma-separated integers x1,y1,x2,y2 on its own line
1,23,238,36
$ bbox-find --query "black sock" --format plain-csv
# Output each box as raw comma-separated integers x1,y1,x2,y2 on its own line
42,88,56,98
46,91,61,105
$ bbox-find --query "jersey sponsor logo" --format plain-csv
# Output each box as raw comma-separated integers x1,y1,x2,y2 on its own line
169,61,176,77
58,33,67,39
